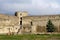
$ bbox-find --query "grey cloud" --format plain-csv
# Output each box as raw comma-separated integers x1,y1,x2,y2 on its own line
0,0,60,15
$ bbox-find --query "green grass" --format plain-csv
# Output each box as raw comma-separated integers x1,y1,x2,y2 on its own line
0,34,60,40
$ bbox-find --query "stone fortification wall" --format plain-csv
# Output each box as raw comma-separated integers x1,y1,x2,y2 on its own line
22,15,60,33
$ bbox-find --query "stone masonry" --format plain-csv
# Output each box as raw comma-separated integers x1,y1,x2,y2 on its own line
0,11,60,34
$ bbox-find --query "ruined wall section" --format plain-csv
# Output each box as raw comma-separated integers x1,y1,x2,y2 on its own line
22,15,60,33
0,14,19,34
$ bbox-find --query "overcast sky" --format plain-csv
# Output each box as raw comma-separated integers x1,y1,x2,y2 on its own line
0,0,60,15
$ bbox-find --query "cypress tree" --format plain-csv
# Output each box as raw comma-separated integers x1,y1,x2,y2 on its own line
46,20,55,32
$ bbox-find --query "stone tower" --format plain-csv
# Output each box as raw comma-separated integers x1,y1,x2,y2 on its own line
15,11,28,23
15,11,28,34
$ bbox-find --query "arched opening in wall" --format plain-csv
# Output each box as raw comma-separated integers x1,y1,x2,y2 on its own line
20,17,22,26
20,17,22,29
20,17,22,21
31,21,33,26
20,21,22,25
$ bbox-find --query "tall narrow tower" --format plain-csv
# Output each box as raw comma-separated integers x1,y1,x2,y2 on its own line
15,11,28,34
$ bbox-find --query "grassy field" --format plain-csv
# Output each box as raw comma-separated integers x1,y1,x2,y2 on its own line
0,34,60,40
